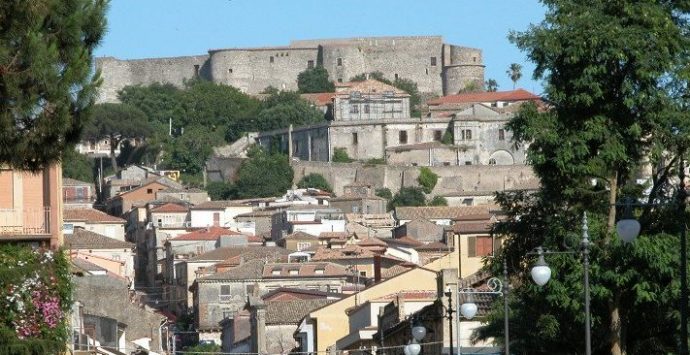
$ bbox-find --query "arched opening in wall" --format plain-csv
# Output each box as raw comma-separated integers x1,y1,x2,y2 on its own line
488,150,514,165
394,73,399,80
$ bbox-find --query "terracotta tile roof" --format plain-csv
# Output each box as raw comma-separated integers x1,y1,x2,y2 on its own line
427,89,541,106
385,236,423,247
319,232,350,240
357,236,387,247
312,246,375,260
191,200,251,209
373,290,437,302
188,246,290,262
415,241,451,251
64,208,126,224
150,203,189,213
394,206,490,221
284,231,319,240
265,299,336,325
381,264,417,279
301,92,335,106
71,257,107,273
261,287,345,301
453,221,493,234
263,262,349,278
171,227,244,241
65,229,134,249
330,194,386,202
200,259,265,281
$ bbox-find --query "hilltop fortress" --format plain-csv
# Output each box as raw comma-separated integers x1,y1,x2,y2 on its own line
95,36,485,102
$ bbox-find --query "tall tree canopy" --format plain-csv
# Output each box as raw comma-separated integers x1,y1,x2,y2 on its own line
478,1,690,354
506,63,522,89
297,66,335,93
235,146,294,198
0,0,107,170
82,103,152,170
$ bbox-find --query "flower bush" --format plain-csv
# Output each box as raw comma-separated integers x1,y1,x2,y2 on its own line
0,245,72,354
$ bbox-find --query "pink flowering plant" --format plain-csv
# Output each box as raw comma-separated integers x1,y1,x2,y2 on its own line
0,245,72,354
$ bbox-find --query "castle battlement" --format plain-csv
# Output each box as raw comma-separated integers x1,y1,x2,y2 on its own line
96,35,484,103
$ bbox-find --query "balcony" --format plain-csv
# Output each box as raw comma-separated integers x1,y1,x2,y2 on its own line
0,208,51,235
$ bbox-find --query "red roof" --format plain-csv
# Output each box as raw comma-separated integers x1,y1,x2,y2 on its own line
427,89,540,105
301,92,335,106
63,208,125,223
150,203,188,213
171,227,243,241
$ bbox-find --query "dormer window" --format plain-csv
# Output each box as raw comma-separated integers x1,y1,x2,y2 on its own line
272,269,281,275
315,268,325,275
289,269,299,276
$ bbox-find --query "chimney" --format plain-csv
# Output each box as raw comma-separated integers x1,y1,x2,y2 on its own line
374,254,382,283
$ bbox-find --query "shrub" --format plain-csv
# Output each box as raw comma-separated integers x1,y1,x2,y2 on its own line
417,167,439,194
428,196,448,206
332,148,353,163
297,173,333,193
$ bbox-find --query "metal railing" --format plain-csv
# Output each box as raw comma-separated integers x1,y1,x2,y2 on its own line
0,207,51,235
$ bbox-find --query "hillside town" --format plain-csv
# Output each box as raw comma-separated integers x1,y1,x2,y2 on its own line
3,1,690,355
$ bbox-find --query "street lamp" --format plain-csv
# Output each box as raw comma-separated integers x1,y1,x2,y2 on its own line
614,148,688,355
531,213,592,355
403,323,427,355
458,259,510,355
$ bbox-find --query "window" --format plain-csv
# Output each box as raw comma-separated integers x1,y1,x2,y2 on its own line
147,188,153,194
222,310,233,319
219,285,232,302
489,158,497,165
350,104,360,114
228,68,233,73
272,269,281,275
352,132,358,145
289,269,299,275
359,271,367,277
425,68,429,75
213,212,220,227
352,206,360,213
337,58,343,66
363,104,370,113
394,73,399,80
461,129,472,140
297,242,312,251
399,131,408,144
465,161,472,165
430,57,437,66
434,130,443,141
194,64,200,77
467,236,493,257
307,60,314,69
499,129,505,141
270,56,274,63
315,269,325,275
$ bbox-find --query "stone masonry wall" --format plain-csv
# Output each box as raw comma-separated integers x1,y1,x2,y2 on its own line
291,160,537,197
95,36,485,102
95,55,209,103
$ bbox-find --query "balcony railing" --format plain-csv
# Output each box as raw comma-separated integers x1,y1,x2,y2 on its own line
0,208,51,235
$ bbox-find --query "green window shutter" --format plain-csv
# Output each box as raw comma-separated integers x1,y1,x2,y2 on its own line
467,236,476,258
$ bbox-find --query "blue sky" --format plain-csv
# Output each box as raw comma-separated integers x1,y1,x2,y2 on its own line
95,0,546,94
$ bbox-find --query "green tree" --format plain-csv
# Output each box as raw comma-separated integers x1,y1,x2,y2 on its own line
235,146,294,198
485,79,499,92
506,63,522,89
62,147,94,183
417,167,438,194
477,2,690,354
375,188,393,200
183,343,221,355
389,187,426,210
82,103,152,170
297,66,335,93
297,173,332,193
162,125,225,175
427,196,448,206
0,0,107,171
254,91,325,132
206,181,237,200
332,148,353,163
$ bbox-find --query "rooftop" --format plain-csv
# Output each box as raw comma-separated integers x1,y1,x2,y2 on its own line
187,246,290,262
63,208,126,224
427,89,541,106
149,203,189,213
394,206,490,221
63,178,93,186
65,229,134,249
192,200,252,209
335,79,410,97
265,299,336,325
170,227,244,241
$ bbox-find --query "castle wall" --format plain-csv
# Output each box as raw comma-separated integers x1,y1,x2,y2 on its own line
319,37,447,94
208,47,319,93
290,160,538,199
95,55,209,103
442,44,485,94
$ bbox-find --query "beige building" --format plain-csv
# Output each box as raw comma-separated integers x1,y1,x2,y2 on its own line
0,164,63,248
65,228,135,282
63,208,127,241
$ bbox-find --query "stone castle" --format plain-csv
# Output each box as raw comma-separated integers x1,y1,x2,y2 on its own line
95,36,484,102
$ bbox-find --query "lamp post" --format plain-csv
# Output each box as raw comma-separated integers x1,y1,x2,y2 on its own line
445,289,455,355
530,213,592,355
615,145,688,355
457,260,510,354
404,324,427,355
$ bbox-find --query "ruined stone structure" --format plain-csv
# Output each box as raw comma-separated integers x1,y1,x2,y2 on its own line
95,36,484,102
